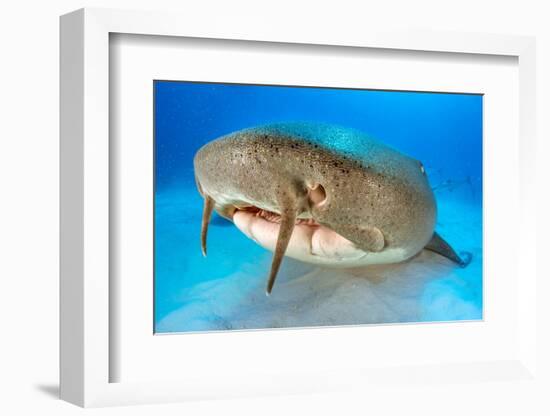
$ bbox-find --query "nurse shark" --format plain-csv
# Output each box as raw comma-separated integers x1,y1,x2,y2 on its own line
194,123,471,294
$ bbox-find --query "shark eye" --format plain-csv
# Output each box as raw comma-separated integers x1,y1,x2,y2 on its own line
308,184,327,207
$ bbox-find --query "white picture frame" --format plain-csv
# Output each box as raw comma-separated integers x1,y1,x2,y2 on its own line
60,7,538,407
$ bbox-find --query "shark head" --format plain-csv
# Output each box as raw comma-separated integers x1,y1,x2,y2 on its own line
194,122,438,294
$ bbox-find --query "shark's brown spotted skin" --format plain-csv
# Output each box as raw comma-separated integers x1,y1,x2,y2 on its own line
194,122,467,294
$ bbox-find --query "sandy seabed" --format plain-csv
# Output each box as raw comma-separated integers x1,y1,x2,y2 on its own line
155,185,482,333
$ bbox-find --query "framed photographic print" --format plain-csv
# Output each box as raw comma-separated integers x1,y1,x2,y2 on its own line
60,8,538,407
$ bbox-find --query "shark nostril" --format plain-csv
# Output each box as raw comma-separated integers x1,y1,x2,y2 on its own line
308,184,327,207
196,179,204,196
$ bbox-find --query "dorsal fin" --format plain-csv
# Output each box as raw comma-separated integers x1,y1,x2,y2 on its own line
424,232,472,267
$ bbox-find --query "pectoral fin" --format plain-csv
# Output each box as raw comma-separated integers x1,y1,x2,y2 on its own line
424,232,472,267
331,224,385,253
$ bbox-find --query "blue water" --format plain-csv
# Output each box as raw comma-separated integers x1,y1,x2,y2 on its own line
154,81,483,333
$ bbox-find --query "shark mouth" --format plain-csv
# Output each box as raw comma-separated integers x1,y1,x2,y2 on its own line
233,207,367,264
236,206,320,225
200,195,367,295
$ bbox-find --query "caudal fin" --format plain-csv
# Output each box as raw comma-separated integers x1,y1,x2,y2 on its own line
424,232,472,267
